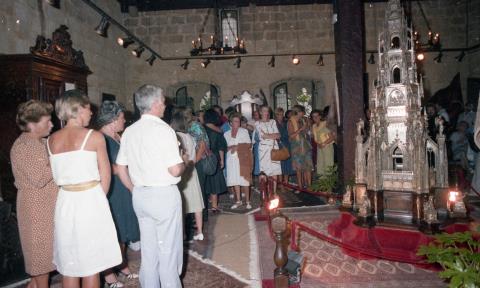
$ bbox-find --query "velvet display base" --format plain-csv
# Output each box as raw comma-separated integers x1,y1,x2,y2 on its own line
327,212,470,264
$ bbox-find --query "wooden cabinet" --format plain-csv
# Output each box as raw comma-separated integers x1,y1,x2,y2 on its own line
0,25,91,285
0,25,91,203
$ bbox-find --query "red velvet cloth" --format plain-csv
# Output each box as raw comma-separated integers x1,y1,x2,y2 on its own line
327,212,469,264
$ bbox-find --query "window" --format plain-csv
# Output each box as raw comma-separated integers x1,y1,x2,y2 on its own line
391,36,400,49
175,86,188,106
393,67,401,83
210,85,219,106
175,86,194,108
393,147,403,171
273,83,289,111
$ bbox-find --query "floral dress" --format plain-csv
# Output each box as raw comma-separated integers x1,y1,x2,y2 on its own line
289,117,313,172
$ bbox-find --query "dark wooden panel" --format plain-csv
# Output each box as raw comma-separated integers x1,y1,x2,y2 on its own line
334,0,366,184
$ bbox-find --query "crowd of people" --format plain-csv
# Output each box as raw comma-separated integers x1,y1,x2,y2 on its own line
10,85,336,288
12,81,480,288
425,101,479,193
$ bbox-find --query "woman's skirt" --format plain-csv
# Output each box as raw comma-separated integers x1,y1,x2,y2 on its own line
53,185,122,277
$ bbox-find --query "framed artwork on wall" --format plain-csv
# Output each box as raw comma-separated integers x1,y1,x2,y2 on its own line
219,8,239,48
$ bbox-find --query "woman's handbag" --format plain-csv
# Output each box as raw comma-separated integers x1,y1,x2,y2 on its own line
199,147,218,176
271,140,290,161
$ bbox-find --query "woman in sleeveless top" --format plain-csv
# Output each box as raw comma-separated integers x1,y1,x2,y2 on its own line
47,90,121,287
96,101,140,287
170,111,205,241
288,105,313,192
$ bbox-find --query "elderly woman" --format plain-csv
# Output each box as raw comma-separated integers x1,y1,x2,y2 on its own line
224,113,253,209
96,101,140,287
10,100,57,288
288,105,313,192
255,105,282,194
170,111,205,240
47,90,121,287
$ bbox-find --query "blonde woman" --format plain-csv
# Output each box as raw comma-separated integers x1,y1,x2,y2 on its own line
288,105,313,192
48,90,121,287
311,109,335,177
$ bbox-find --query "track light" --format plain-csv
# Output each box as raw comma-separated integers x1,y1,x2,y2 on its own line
417,52,425,61
434,51,443,63
132,46,144,57
146,54,156,66
234,57,241,68
368,53,375,64
292,55,300,65
94,16,109,37
201,58,210,68
455,51,465,62
268,55,275,67
181,59,189,70
317,55,324,66
117,37,134,48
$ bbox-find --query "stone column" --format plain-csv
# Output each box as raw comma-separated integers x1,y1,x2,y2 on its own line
334,0,366,184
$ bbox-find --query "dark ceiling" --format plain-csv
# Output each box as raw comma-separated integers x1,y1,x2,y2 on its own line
117,0,392,13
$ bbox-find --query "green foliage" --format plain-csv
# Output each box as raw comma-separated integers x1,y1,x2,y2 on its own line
417,232,480,288
310,165,338,193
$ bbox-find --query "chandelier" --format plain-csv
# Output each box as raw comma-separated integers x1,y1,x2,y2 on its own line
190,35,247,56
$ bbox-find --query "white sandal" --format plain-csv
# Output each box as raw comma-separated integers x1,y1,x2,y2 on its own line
230,201,242,209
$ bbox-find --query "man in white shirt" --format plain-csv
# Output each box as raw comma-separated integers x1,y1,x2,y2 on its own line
116,84,186,288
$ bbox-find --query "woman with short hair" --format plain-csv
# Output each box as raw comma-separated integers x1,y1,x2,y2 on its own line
224,113,253,209
255,105,282,194
10,100,57,288
48,89,122,287
96,101,140,287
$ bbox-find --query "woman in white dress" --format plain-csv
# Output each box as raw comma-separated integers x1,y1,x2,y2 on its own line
224,113,253,209
47,90,122,287
170,111,205,241
255,105,282,194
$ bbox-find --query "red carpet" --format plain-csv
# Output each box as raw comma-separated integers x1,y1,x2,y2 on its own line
327,212,469,264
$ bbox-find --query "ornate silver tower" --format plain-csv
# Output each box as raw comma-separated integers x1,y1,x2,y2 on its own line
354,0,448,227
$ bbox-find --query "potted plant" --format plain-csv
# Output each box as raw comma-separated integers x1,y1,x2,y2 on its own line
310,165,338,204
417,231,480,288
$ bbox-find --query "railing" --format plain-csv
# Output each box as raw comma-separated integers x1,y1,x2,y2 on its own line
258,175,431,268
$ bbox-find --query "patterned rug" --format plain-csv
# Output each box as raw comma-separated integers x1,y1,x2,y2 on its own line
16,250,248,288
256,209,447,288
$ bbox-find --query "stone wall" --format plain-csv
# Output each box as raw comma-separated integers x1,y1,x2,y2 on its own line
0,0,127,105
122,0,479,112
0,0,477,111
123,4,337,111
